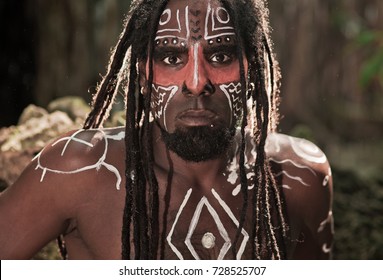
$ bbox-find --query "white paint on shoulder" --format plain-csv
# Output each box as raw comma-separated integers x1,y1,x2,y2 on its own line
274,170,310,187
318,210,334,234
269,157,317,177
265,133,281,154
34,129,124,190
231,171,255,196
288,136,327,164
323,167,332,187
322,243,332,254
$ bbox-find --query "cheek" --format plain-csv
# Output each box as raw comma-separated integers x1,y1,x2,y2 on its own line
150,84,180,130
218,82,243,125
208,57,248,84
151,63,186,86
207,67,240,84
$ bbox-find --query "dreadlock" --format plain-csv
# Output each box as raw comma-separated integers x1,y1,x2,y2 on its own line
58,0,288,260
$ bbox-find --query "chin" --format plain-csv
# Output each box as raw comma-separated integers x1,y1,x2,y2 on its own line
160,125,235,162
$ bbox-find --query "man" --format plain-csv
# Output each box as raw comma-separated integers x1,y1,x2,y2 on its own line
0,0,333,260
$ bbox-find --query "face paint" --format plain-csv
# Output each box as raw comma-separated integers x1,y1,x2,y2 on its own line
149,0,248,136
204,1,235,41
151,85,178,131
192,42,200,88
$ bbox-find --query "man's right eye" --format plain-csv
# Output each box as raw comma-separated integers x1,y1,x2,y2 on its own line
162,55,182,65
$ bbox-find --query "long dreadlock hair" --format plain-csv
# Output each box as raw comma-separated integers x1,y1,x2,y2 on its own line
58,0,289,260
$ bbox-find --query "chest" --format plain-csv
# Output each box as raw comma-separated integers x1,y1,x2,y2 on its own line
69,164,302,259
158,183,252,259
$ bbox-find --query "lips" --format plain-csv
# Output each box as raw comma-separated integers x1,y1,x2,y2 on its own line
177,109,217,126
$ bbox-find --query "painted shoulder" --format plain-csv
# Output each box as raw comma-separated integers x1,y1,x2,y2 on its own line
32,126,126,190
265,132,332,189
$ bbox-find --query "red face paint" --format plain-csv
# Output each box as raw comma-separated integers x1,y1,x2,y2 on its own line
148,0,248,133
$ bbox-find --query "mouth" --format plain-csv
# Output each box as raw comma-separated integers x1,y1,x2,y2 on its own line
177,109,218,127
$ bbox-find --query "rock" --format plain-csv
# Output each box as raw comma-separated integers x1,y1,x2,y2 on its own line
1,111,75,153
47,96,90,122
18,104,48,125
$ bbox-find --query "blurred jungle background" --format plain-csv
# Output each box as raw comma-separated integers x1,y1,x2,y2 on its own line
0,0,382,259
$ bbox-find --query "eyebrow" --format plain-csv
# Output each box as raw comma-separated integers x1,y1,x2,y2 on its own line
153,45,188,59
203,44,237,56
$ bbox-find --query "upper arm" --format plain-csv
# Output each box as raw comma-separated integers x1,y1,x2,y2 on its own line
293,159,334,259
0,159,70,259
266,133,334,259
0,128,111,259
285,139,334,259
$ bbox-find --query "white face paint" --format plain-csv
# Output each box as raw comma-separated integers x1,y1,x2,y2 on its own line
192,42,200,88
151,85,179,130
33,129,124,190
204,1,235,41
155,7,190,41
151,0,244,135
219,82,242,126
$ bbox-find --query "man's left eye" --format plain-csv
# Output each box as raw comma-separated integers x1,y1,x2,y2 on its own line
163,55,182,65
210,53,232,64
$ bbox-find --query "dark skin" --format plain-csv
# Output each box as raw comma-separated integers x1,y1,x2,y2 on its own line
0,127,333,259
0,0,333,260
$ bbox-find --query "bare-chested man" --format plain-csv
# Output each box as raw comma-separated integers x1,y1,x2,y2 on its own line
0,0,333,260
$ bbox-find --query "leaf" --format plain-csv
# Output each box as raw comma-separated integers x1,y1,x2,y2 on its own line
360,51,383,87
356,30,377,46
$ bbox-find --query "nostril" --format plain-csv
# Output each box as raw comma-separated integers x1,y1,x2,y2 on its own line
182,80,215,96
204,80,215,95
182,83,190,95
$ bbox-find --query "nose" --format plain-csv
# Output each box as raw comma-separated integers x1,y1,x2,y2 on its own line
182,79,215,96
183,44,215,96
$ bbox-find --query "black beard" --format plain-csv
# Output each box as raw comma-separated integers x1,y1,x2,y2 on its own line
160,125,235,162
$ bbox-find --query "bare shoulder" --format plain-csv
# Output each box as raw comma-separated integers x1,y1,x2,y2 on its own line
264,132,332,205
265,133,334,258
0,126,126,259
33,126,126,190
265,132,331,182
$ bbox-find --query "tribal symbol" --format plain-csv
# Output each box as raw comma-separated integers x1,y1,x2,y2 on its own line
204,1,235,40
156,7,190,41
167,188,249,260
151,85,178,131
219,82,242,126
189,9,202,41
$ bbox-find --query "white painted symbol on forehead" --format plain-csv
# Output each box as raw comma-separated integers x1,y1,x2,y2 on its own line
204,1,235,40
155,7,190,41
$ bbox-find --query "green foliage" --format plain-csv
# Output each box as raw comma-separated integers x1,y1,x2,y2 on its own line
332,167,383,259
357,30,383,88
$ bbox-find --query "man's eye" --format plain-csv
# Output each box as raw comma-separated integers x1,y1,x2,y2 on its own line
162,56,182,65
210,53,232,64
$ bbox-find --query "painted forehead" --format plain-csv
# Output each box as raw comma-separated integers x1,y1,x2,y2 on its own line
155,0,235,45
